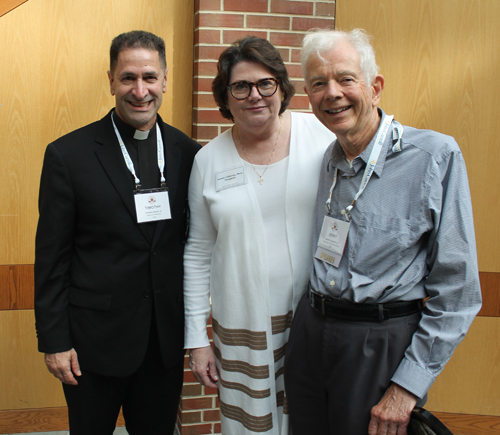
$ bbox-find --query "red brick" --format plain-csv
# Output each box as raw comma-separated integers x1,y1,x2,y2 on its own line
184,355,190,368
193,93,217,108
181,397,214,410
195,29,221,44
199,13,244,28
221,126,232,133
286,63,304,78
194,61,218,77
288,95,311,110
277,47,290,62
223,29,268,43
291,48,301,62
292,17,335,32
180,410,203,424
195,109,228,124
270,32,305,47
292,79,306,94
204,409,221,421
183,370,198,383
206,325,213,339
194,78,214,92
271,0,313,15
225,0,268,12
214,423,222,433
247,15,290,30
316,2,336,17
195,0,222,11
182,383,203,397
193,125,219,140
196,45,227,61
204,386,219,395
179,423,214,435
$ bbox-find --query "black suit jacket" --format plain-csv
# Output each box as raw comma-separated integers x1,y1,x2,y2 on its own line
34,110,200,376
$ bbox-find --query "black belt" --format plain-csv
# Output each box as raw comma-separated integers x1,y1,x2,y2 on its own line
309,288,422,322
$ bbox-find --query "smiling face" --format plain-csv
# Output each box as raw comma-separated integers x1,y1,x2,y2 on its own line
227,61,283,131
304,40,383,150
108,48,167,131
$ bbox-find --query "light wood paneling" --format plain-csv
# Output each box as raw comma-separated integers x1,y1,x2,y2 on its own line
337,0,500,273
426,316,500,415
0,0,194,266
0,310,66,410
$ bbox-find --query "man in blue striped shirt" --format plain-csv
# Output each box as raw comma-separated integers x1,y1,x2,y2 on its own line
285,28,481,435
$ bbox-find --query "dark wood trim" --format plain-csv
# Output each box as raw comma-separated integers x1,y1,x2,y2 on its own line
478,272,500,317
0,0,28,18
431,411,500,435
0,265,34,310
0,407,124,434
0,265,499,315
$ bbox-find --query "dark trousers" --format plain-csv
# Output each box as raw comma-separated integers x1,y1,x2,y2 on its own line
284,294,424,435
63,324,184,435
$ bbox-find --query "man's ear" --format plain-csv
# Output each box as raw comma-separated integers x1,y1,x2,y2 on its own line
107,71,115,96
372,74,384,105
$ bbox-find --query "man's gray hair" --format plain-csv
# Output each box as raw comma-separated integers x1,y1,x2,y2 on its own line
301,28,379,85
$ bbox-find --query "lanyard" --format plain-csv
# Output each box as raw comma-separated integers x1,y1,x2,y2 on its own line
325,114,400,221
111,112,166,189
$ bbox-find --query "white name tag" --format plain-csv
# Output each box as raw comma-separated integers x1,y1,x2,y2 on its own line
134,189,171,223
315,216,350,267
216,166,246,191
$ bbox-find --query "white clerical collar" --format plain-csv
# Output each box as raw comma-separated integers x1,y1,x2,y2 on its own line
133,129,150,140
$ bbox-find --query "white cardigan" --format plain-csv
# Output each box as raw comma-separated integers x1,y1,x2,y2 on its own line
184,111,335,349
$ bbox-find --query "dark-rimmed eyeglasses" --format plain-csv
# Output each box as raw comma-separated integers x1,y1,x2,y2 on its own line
227,78,280,100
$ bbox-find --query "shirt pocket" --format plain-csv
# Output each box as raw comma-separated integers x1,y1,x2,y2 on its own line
349,212,411,279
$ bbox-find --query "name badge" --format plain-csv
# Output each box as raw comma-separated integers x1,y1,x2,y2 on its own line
216,166,246,191
315,216,350,267
134,189,171,223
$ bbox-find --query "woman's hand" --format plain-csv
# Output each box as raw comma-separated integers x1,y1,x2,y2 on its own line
188,346,219,388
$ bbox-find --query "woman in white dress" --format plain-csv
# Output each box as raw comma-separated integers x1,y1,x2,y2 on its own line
184,37,335,435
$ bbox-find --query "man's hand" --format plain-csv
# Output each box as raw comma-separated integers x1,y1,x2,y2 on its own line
188,346,219,389
44,349,81,386
368,382,418,435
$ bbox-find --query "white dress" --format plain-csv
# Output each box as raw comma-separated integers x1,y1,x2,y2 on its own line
184,112,335,434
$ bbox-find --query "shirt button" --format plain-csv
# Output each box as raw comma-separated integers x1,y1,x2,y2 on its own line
330,280,335,287
143,291,151,298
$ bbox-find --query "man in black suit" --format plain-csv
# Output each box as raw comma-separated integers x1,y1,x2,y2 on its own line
34,31,200,435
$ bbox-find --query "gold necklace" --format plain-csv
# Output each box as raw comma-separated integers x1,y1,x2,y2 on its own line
236,118,282,185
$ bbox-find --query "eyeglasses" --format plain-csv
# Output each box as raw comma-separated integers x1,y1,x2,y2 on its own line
227,77,280,100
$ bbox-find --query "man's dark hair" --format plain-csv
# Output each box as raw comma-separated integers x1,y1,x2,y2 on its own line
212,36,295,121
110,30,166,73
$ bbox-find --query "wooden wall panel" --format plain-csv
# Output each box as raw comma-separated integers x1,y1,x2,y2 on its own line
0,0,194,266
0,310,66,410
0,0,195,418
426,316,500,415
337,0,500,273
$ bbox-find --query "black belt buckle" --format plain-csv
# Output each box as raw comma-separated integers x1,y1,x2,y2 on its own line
311,289,327,315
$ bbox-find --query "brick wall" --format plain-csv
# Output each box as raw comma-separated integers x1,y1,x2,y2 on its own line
178,1,335,434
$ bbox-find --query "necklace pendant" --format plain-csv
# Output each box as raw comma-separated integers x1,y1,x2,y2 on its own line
258,178,264,185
